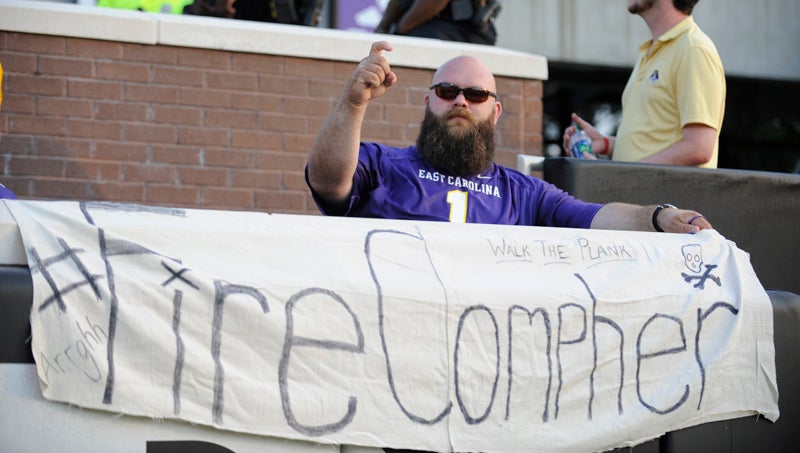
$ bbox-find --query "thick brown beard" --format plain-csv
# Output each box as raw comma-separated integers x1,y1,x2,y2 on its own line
416,106,496,177
628,0,656,14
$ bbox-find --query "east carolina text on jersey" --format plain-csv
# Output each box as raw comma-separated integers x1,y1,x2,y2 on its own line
417,169,502,198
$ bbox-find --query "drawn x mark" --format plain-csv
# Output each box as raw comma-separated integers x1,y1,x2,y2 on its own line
161,261,199,289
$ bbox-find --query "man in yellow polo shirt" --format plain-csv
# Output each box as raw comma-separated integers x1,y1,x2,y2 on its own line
562,0,725,168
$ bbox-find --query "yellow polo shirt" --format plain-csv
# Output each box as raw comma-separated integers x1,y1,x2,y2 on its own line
614,17,726,168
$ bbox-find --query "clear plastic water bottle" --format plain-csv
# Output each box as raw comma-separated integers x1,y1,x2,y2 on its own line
569,123,594,159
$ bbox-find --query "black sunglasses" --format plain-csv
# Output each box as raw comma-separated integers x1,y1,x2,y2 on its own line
429,82,497,103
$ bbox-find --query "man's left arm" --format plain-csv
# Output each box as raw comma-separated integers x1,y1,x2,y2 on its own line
591,202,712,234
637,124,717,166
641,42,725,167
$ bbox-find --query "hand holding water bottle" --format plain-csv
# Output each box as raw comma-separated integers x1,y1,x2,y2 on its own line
562,113,612,159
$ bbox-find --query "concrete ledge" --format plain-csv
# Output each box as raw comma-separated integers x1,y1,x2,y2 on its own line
0,0,158,44
0,0,548,80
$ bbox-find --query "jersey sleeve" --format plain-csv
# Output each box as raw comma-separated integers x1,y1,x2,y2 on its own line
527,177,603,229
305,142,383,216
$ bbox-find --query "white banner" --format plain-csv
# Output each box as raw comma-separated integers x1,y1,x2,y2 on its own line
7,200,778,452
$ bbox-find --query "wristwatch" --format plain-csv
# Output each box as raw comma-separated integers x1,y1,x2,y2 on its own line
652,204,677,232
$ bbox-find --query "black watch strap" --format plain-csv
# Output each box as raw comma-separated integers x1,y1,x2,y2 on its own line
652,204,677,232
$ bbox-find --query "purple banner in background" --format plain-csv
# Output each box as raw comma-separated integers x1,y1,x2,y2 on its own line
335,0,387,33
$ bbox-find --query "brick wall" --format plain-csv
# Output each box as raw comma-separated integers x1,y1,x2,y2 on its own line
0,31,543,215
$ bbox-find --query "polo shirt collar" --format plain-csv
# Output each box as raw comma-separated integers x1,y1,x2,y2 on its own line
637,16,695,53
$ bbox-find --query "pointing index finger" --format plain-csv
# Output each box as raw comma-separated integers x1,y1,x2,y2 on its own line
370,40,393,56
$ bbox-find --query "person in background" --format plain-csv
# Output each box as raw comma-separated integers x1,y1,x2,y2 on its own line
183,0,235,17
305,41,712,234
228,0,323,25
562,0,725,168
97,0,193,14
0,61,18,200
375,0,501,46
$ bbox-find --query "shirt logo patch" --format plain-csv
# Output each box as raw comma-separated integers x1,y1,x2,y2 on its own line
649,70,659,85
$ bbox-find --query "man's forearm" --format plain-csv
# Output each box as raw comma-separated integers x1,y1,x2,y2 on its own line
639,141,709,166
591,203,653,231
591,202,710,234
307,97,367,205
639,124,717,166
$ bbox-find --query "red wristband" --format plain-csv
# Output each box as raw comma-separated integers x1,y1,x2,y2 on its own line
602,136,609,154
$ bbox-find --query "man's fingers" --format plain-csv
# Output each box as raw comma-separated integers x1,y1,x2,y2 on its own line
370,40,393,56
687,213,712,230
666,210,713,234
362,67,387,89
362,42,396,89
357,60,390,87
347,41,397,103
384,70,398,86
562,125,576,152
572,113,592,131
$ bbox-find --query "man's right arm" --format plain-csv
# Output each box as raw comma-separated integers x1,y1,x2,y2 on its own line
396,0,449,34
306,41,397,208
375,0,408,34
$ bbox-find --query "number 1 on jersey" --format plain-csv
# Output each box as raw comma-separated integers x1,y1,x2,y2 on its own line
447,190,468,223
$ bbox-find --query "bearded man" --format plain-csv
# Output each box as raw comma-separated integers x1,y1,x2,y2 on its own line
306,41,711,234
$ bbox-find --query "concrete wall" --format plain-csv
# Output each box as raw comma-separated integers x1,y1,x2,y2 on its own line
0,1,547,214
495,0,800,81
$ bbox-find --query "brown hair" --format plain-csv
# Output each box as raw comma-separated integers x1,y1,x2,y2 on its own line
673,0,699,15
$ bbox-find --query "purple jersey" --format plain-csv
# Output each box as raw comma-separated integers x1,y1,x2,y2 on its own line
0,183,16,200
307,143,602,228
